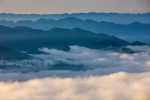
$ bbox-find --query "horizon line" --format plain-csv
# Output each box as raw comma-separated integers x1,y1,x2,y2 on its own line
0,12,150,15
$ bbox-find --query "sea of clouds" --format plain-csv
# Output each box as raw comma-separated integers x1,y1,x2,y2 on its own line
0,46,150,100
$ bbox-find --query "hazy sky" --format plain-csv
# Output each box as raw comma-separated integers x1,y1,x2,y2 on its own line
0,0,150,14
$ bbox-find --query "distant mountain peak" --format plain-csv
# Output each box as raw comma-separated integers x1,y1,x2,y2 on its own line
71,27,92,33
60,17,82,22
91,40,122,49
49,27,70,32
0,25,13,30
0,25,7,27
99,21,115,24
64,17,81,20
0,20,7,23
130,41,149,46
14,26,34,31
36,18,48,22
72,27,83,30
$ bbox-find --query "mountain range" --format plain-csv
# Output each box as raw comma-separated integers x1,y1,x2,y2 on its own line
0,17,149,43
0,25,129,51
0,12,150,24
0,25,149,60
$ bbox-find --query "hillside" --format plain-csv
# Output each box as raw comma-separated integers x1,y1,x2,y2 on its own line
0,45,31,60
0,25,129,51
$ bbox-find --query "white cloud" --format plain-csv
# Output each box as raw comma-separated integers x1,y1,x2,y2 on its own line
36,46,150,69
127,46,150,53
0,46,150,81
0,72,150,100
0,46,150,99
146,61,150,67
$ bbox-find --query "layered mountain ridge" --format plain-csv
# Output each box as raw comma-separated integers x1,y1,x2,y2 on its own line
0,17,149,43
